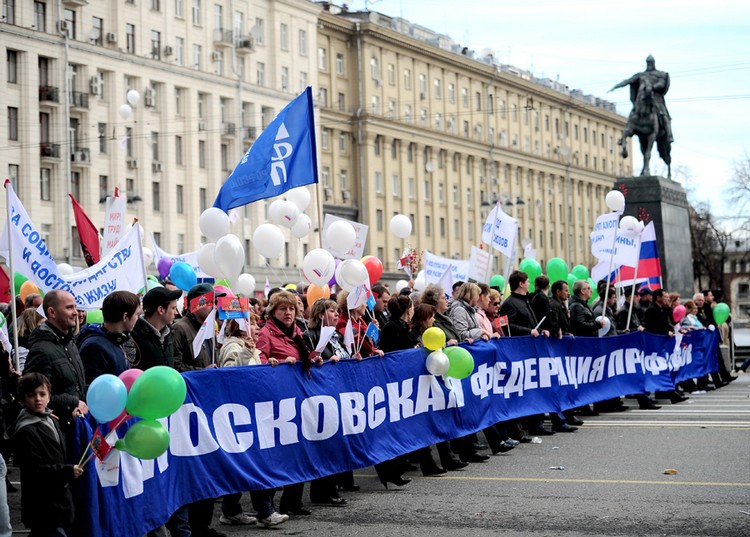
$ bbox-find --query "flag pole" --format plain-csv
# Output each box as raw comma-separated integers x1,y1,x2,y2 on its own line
4,180,21,372
133,218,149,295
625,232,643,331
315,184,325,249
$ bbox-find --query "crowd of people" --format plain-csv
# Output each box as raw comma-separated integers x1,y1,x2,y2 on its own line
0,272,739,536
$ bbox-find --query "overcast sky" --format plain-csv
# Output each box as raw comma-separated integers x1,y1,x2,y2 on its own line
352,0,750,221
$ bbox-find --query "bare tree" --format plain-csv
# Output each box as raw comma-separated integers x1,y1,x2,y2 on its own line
690,202,732,291
725,151,750,233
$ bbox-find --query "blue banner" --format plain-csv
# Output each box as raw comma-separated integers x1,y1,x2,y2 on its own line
213,87,318,211
75,330,718,536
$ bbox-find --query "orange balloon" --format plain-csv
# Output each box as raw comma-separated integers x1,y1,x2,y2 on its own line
306,284,331,308
19,280,40,302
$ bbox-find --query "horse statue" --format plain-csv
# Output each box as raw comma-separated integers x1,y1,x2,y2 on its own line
617,79,672,178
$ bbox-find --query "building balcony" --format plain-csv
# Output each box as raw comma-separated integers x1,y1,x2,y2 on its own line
235,36,255,53
40,143,61,159
71,147,91,165
213,29,234,47
39,86,60,103
70,91,89,109
63,0,88,6
221,122,236,137
243,126,257,141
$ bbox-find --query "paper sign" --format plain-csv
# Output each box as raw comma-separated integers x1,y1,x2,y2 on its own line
468,246,492,283
322,214,369,259
315,326,336,353
217,297,249,320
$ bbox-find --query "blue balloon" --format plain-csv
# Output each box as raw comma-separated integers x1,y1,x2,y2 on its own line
87,374,128,423
169,262,197,291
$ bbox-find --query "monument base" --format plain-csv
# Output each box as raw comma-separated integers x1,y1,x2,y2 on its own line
615,176,693,297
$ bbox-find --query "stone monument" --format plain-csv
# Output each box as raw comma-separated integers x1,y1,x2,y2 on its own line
610,56,693,296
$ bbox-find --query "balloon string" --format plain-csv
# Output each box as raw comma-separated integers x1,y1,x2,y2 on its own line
78,414,131,467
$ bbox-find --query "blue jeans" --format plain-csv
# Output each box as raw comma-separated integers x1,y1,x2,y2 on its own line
165,504,191,537
249,490,275,520
0,455,11,537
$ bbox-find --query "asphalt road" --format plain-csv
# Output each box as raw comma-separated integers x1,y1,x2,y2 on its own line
7,375,750,536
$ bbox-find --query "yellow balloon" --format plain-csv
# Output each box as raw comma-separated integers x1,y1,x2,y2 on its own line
284,283,297,291
423,327,446,351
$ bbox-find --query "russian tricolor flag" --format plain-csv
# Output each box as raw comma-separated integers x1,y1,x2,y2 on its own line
613,221,662,289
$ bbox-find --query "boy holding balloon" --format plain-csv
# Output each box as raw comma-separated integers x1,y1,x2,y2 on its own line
8,372,84,536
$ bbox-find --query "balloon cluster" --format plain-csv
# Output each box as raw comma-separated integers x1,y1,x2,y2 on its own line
85,367,186,460
422,327,474,380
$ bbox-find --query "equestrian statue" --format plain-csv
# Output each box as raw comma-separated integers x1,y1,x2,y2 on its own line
609,55,673,179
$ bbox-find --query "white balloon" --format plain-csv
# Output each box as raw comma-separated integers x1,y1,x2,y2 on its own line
57,263,74,276
389,214,412,239
199,208,230,242
235,273,256,296
197,243,225,278
425,350,450,376
118,104,132,120
252,223,285,259
413,275,427,292
325,220,357,256
619,215,639,231
302,249,336,287
596,315,611,337
286,187,311,211
337,259,369,291
268,200,299,228
215,234,245,284
291,214,312,239
395,279,409,292
142,247,154,267
124,223,145,243
126,89,140,107
605,190,626,212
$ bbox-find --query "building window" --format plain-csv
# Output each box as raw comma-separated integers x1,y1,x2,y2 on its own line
8,107,18,140
392,174,400,197
318,47,327,70
33,1,45,32
126,24,135,54
298,29,307,56
337,92,345,112
321,167,330,187
336,53,344,75
199,188,207,212
151,132,160,161
281,66,289,91
40,168,51,201
191,44,201,69
280,23,289,50
376,209,383,231
70,172,80,200
321,128,330,150
99,175,108,201
408,177,415,199
151,30,161,59
198,140,206,168
192,0,202,25
387,63,395,85
92,17,103,45
98,123,107,153
374,171,382,194
175,0,184,18
175,37,184,65
424,180,430,200
403,68,411,90
257,62,265,86
425,215,431,237
152,182,161,211
175,136,183,165
220,143,229,171
340,170,348,190
434,79,442,99
63,9,76,39
254,18,265,45
338,133,346,152
176,185,184,214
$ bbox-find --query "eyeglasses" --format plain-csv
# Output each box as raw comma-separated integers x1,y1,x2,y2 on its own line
492,302,501,306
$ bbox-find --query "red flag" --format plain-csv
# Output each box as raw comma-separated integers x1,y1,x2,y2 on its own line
69,194,101,267
0,267,10,303
89,428,113,462
189,292,214,313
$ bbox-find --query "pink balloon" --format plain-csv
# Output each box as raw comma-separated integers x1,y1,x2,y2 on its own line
119,369,143,393
672,305,687,323
213,285,235,298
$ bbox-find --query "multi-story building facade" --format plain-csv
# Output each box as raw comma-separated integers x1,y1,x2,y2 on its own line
1,0,320,278
1,0,630,285
317,6,630,275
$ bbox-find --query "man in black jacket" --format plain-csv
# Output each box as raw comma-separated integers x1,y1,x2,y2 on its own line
548,280,571,337
568,281,603,337
644,289,688,404
530,275,552,334
24,290,88,430
498,271,548,337
131,286,182,370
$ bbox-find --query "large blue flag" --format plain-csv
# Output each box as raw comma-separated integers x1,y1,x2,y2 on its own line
213,87,318,211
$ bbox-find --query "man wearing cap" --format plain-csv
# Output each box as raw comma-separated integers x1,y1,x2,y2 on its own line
131,286,182,370
634,287,652,324
173,283,217,372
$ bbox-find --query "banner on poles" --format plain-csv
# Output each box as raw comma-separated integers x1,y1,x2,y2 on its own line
102,192,127,256
423,251,469,284
468,246,492,283
590,212,621,260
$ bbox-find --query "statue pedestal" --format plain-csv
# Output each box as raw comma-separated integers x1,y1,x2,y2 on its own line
615,176,693,297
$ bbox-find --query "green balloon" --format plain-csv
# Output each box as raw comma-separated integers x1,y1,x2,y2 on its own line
13,273,28,295
139,280,163,295
713,302,730,325
126,366,187,420
571,264,590,280
86,310,103,324
444,346,475,379
215,278,231,288
489,274,505,289
567,273,578,290
546,257,568,284
147,274,159,283
115,420,170,459
519,258,542,282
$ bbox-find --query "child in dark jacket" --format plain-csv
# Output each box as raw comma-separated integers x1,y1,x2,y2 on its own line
7,372,83,536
